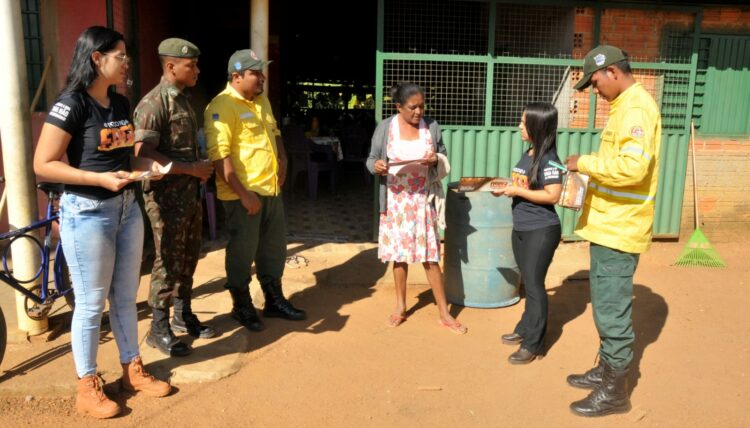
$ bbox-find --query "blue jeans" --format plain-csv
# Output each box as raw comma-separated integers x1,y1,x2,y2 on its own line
60,190,144,377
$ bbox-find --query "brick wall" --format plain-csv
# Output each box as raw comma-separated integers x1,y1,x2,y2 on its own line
682,138,750,242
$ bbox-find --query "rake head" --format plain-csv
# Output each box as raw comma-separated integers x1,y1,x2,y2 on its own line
673,228,727,268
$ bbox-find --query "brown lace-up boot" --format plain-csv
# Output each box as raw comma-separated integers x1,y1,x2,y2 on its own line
121,356,171,397
76,375,121,419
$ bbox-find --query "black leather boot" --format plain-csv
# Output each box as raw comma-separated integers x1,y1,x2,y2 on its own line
570,362,631,417
172,297,216,339
146,307,192,357
261,278,306,321
567,358,606,389
228,287,264,331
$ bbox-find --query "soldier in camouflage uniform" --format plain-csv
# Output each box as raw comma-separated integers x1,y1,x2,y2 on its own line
134,38,215,357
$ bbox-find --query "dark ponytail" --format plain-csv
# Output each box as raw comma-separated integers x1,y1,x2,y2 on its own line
523,102,558,189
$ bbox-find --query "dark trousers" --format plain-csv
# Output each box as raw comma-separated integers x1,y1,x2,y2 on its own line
590,243,639,369
223,195,287,293
511,224,561,354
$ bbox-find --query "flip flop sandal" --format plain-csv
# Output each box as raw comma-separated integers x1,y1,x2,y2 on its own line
438,319,468,335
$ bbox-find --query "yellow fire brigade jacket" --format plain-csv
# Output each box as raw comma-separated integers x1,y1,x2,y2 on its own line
575,82,662,254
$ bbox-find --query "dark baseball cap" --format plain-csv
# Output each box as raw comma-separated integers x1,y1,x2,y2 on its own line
574,45,627,90
227,49,272,74
158,38,200,58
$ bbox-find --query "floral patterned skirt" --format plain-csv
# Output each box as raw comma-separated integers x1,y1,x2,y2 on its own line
378,172,440,263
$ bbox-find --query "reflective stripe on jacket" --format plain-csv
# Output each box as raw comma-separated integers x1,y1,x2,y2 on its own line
575,83,661,254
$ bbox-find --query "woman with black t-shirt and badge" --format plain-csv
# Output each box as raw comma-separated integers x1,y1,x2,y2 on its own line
33,26,170,418
492,102,563,365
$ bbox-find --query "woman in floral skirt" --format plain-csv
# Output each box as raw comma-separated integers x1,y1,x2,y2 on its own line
366,82,466,334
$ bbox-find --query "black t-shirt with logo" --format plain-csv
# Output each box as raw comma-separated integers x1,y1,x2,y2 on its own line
510,149,563,231
45,91,136,200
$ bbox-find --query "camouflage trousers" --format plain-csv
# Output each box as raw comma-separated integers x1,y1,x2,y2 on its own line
144,185,202,310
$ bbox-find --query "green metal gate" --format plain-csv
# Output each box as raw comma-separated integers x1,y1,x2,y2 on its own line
375,0,702,240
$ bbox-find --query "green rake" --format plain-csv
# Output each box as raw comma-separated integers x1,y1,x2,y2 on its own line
674,121,726,268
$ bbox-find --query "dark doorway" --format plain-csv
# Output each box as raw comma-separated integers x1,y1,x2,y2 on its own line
135,0,379,243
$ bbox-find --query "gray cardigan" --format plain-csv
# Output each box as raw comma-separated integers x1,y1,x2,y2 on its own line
366,115,447,212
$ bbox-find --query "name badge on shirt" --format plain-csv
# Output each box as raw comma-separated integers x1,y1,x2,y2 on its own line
240,112,255,120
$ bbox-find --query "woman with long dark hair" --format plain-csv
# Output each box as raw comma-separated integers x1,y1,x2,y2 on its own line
494,102,563,363
366,82,466,334
34,26,170,418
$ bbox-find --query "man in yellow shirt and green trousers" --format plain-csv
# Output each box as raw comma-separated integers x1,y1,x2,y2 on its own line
566,45,661,417
204,49,306,332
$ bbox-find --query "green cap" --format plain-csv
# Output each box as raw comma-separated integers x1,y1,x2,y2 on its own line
574,45,627,90
158,38,200,58
227,49,271,74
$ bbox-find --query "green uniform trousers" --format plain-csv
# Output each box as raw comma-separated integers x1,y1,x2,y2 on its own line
144,181,202,310
590,243,639,369
223,195,287,293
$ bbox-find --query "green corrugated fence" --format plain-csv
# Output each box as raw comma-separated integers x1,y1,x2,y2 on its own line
441,128,689,239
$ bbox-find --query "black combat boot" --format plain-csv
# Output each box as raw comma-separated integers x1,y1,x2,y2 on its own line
146,307,192,357
261,278,306,321
570,362,631,417
172,297,216,339
228,287,264,331
567,358,606,389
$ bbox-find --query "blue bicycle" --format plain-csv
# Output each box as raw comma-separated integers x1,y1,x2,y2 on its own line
0,182,74,367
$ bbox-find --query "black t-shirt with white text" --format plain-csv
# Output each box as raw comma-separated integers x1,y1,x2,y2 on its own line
510,150,563,231
45,91,135,199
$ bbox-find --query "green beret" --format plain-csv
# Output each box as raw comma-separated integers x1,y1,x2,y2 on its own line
158,38,200,58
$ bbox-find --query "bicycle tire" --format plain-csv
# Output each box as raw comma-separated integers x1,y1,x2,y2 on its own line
0,305,6,368
54,243,75,312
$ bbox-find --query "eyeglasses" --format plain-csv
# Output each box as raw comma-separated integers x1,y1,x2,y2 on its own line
103,53,130,65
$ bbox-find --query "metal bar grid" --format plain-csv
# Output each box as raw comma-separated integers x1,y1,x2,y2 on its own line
494,3,575,57
377,1,698,132
382,60,487,126
491,63,588,128
383,0,489,55
20,0,45,111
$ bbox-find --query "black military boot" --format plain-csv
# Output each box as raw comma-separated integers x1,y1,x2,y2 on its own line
146,307,192,357
172,297,216,339
567,358,606,389
228,287,264,331
570,362,631,417
261,278,306,321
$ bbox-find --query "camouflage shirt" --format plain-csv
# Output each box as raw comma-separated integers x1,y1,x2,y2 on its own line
134,78,200,193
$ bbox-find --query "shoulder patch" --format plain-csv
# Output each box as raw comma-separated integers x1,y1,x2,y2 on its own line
49,102,71,122
630,126,645,138
212,113,219,121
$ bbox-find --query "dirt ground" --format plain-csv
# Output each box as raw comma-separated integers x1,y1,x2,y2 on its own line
0,240,748,427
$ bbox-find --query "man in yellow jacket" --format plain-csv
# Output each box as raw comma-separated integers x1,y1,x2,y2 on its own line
565,45,661,417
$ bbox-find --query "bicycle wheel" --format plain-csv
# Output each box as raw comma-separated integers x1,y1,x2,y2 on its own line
0,305,6,368
54,243,75,311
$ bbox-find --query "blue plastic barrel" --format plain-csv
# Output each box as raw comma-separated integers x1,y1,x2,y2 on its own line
444,183,520,308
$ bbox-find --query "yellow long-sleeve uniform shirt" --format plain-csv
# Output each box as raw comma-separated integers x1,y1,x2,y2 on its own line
204,84,281,200
576,82,661,254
